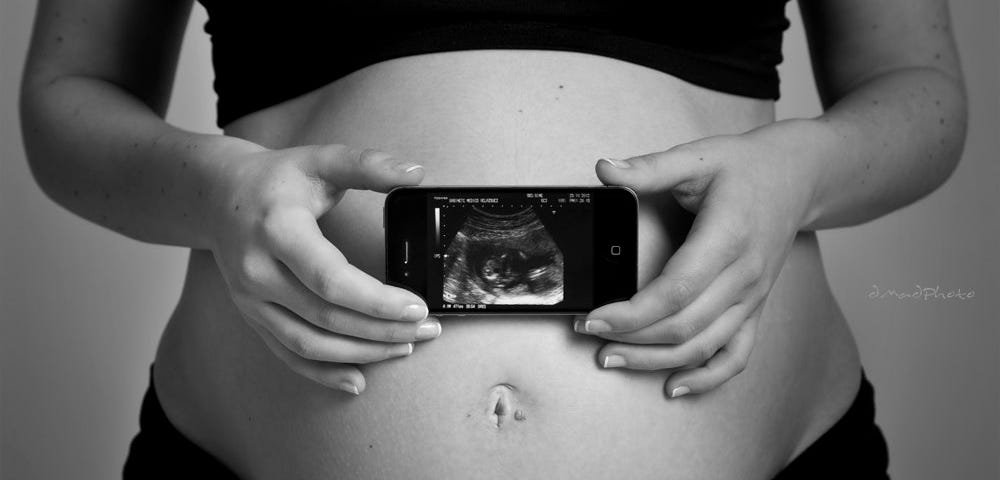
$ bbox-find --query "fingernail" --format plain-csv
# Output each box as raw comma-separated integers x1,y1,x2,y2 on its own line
416,320,442,340
339,382,360,395
393,342,414,356
401,304,428,321
602,355,626,368
577,319,611,333
395,163,423,173
670,386,690,398
599,158,630,169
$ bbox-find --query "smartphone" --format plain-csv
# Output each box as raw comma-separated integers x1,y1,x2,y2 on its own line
384,186,637,315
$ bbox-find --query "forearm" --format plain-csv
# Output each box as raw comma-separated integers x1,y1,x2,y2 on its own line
787,66,967,230
20,74,264,249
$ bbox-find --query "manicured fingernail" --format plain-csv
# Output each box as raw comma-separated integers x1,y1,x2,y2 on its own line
416,320,442,340
670,386,690,398
393,343,414,356
401,304,428,321
576,319,611,333
599,158,630,169
340,382,360,395
395,163,423,173
602,355,626,368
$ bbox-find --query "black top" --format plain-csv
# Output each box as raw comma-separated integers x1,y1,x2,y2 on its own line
196,1,791,127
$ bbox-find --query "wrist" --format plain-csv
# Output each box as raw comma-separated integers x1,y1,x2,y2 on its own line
750,117,838,231
173,131,267,252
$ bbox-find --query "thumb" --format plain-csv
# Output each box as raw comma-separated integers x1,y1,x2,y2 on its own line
311,145,425,193
595,146,710,195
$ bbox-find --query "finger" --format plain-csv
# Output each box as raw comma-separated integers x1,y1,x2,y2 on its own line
594,142,718,196
263,208,429,321
583,199,744,332
664,305,761,398
244,318,367,395
307,145,425,193
266,260,443,343
596,302,748,371
584,260,755,344
250,301,414,364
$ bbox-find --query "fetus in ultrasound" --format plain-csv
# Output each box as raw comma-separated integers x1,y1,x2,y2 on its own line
442,206,564,305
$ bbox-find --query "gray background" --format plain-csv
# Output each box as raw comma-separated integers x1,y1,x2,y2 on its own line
1,1,997,478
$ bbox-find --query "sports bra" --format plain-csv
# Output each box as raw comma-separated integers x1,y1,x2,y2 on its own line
196,1,791,128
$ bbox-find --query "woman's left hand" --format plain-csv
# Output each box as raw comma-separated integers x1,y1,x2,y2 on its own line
576,125,818,398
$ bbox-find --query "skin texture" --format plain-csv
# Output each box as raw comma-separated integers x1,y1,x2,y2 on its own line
19,0,966,477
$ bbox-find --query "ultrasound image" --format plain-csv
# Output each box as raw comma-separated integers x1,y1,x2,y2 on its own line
442,206,564,305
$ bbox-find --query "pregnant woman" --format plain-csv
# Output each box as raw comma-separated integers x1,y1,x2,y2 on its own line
20,1,966,478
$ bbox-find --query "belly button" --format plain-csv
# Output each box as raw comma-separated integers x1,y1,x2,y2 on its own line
486,383,526,429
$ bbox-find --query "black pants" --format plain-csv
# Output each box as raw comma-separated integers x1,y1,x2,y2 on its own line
772,372,890,479
124,368,889,479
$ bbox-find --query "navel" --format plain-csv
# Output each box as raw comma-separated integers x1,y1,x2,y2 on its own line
485,383,526,429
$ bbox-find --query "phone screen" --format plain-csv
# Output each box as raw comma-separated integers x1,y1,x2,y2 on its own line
386,187,636,315
432,191,591,312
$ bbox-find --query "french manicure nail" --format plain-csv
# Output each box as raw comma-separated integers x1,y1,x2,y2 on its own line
583,319,612,333
416,320,442,340
394,342,414,356
401,304,428,321
670,386,690,398
340,382,360,395
603,355,626,368
599,158,630,169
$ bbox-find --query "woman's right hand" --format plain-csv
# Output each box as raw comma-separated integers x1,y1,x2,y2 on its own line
207,143,440,395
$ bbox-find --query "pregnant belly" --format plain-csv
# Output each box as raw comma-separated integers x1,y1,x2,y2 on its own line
154,51,861,479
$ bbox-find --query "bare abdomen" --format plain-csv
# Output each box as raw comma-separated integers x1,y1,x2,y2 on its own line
154,51,861,480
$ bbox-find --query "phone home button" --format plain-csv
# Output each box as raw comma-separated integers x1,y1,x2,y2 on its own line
610,245,621,256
